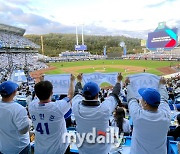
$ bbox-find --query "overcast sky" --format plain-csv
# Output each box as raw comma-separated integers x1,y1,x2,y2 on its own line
0,0,180,39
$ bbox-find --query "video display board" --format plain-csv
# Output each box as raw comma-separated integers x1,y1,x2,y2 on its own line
75,45,87,51
147,28,178,51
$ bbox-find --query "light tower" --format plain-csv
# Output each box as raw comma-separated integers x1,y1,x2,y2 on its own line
82,24,84,52
76,25,79,46
75,24,87,52
82,24,84,45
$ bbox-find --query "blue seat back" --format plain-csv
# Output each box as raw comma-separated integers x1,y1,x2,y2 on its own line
175,104,180,111
176,137,180,141
16,100,27,107
175,96,180,104
167,136,174,152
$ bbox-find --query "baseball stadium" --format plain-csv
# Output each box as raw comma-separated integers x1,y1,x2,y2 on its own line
0,22,180,154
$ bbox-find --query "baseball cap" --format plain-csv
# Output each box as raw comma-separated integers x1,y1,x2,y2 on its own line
0,81,18,96
138,88,160,107
83,82,100,98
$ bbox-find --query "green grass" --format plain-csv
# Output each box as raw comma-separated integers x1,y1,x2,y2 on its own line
145,68,163,76
45,69,63,74
100,82,112,87
50,59,177,68
76,67,124,73
45,59,178,76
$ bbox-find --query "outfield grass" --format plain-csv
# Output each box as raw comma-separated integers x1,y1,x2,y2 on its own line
45,69,63,74
49,59,177,68
45,59,178,76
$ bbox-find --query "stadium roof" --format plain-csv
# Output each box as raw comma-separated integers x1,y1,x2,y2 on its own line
0,23,25,36
0,49,38,53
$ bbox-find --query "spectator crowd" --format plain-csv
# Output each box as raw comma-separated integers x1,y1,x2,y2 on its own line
0,72,180,154
0,31,39,49
0,53,48,83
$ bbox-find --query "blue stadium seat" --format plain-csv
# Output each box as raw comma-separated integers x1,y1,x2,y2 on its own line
169,126,176,130
167,136,174,152
52,94,59,100
175,137,180,141
16,100,27,107
67,127,76,131
168,141,178,154
174,96,180,104
167,136,174,142
175,104,180,111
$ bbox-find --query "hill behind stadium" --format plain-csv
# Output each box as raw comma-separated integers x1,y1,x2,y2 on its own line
25,34,142,57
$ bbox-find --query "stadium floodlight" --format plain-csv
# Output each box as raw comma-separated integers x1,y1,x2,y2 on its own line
75,24,87,52
76,25,78,46
82,24,84,45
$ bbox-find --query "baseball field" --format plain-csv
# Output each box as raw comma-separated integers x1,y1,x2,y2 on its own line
38,59,178,76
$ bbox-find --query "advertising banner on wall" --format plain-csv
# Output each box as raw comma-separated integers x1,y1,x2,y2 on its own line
147,27,178,51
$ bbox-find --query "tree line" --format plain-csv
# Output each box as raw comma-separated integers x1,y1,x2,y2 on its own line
25,33,142,57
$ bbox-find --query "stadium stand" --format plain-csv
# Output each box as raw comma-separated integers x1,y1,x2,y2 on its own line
122,48,180,61
1,23,180,154
0,24,48,83
45,52,105,63
0,24,39,49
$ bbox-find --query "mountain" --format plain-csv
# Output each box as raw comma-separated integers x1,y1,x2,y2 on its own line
25,33,142,57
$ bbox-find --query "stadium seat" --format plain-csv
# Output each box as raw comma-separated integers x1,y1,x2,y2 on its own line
16,100,27,107
167,136,174,153
174,96,180,104
123,136,131,146
169,125,176,130
52,94,59,101
175,104,180,111
67,127,76,131
175,137,180,141
168,141,178,154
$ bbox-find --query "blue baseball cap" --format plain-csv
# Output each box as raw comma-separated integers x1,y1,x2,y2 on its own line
0,81,18,96
83,82,100,98
138,88,160,107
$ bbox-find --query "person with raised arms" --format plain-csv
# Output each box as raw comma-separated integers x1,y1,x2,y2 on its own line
72,73,123,154
28,74,75,154
125,77,171,154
